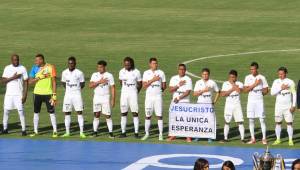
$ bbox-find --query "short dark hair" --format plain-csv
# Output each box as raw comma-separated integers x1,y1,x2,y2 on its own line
222,161,235,170
229,69,238,76
35,53,44,60
124,56,135,69
194,158,209,170
250,62,259,69
11,53,19,59
149,57,157,63
98,60,107,66
292,159,300,170
68,56,76,63
178,63,186,70
278,66,288,74
202,68,210,74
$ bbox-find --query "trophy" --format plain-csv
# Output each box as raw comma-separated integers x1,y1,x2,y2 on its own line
252,146,285,170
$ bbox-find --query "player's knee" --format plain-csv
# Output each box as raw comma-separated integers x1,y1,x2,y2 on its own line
287,122,293,126
65,112,71,115
259,118,265,123
132,112,138,117
94,112,100,118
157,116,162,120
145,116,151,120
121,112,128,117
105,115,111,119
77,111,82,115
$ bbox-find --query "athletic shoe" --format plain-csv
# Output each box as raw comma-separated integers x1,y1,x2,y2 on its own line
186,137,192,143
29,132,38,137
262,139,268,145
108,132,114,139
141,134,149,141
91,131,98,138
61,133,70,138
1,129,8,134
288,139,294,146
167,136,176,142
21,131,27,136
272,139,281,145
134,133,139,139
158,134,164,141
119,133,127,138
52,132,58,138
247,139,256,144
80,133,86,139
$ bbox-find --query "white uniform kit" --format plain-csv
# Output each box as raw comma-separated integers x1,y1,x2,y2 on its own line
221,81,244,123
194,79,219,104
143,69,166,117
2,64,28,131
169,75,192,103
271,78,296,123
90,72,115,115
61,69,85,112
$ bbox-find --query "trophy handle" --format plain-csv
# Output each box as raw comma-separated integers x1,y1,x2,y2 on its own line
252,153,259,170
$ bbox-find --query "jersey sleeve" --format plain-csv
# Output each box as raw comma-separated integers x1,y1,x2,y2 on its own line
109,74,115,86
244,76,250,86
22,67,28,80
290,80,297,107
136,70,142,82
161,71,166,83
221,82,227,91
90,73,96,82
29,66,37,78
119,70,123,80
50,65,57,78
262,76,269,88
270,80,281,96
193,81,200,91
79,72,85,83
186,78,192,90
213,81,219,92
61,71,66,82
142,71,147,82
2,67,9,78
169,77,176,87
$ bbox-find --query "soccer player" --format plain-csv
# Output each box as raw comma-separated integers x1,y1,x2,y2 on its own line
193,68,220,143
61,57,86,138
1,54,28,136
28,54,58,137
168,64,192,142
141,57,166,141
119,57,142,138
220,70,245,143
244,62,269,145
89,60,115,138
271,67,296,146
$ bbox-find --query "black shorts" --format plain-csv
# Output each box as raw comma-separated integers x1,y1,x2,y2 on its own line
33,94,55,113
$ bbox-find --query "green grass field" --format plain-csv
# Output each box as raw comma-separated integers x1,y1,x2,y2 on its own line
0,0,300,149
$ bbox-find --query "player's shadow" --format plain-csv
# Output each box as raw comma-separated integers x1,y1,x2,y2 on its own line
4,122,24,133
37,123,65,135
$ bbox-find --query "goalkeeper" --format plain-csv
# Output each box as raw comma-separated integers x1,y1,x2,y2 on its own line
28,54,58,138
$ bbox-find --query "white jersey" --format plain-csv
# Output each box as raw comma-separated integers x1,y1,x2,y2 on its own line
194,79,219,103
221,81,243,105
271,78,296,108
169,75,192,103
119,68,142,94
90,72,115,96
244,74,268,101
61,68,84,95
2,64,28,96
142,69,166,96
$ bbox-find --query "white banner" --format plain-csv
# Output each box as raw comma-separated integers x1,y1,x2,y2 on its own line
168,102,216,139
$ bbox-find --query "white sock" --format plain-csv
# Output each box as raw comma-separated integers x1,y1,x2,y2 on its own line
33,113,39,133
287,125,293,141
18,110,26,131
224,124,229,140
93,117,99,132
158,119,163,135
275,124,281,141
133,116,139,134
106,118,113,133
145,119,151,135
77,115,84,133
239,124,245,140
121,116,127,133
50,114,57,133
259,118,266,140
3,109,9,130
65,115,71,134
249,119,255,140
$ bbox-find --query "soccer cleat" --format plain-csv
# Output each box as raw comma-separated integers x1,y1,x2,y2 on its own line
186,137,192,143
141,134,149,141
158,134,164,141
247,139,256,144
52,132,58,138
21,131,27,136
288,140,294,146
29,132,38,137
108,132,114,139
272,139,281,145
61,133,70,138
119,133,127,138
262,139,268,145
134,133,139,139
80,133,86,139
2,129,8,134
167,136,176,142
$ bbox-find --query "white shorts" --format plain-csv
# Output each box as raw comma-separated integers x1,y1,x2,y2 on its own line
63,94,84,112
120,92,138,113
4,95,23,110
247,100,265,119
93,95,111,115
275,107,293,123
224,103,244,123
145,95,162,117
